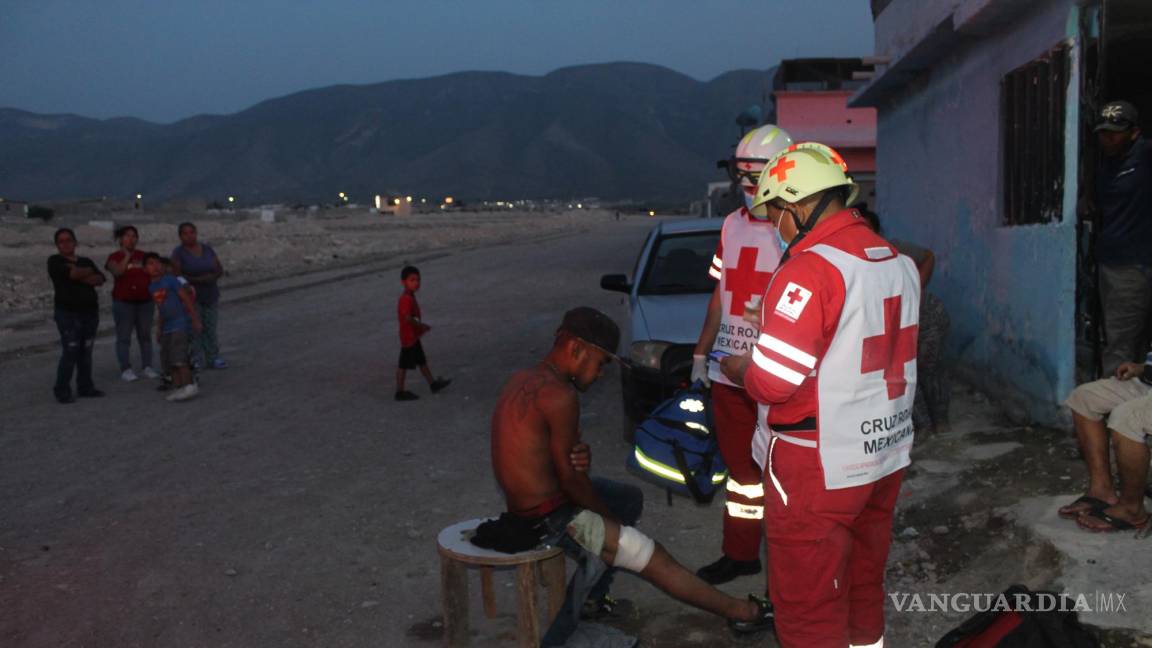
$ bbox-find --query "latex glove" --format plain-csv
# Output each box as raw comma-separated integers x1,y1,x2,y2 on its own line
691,354,711,387
742,295,763,324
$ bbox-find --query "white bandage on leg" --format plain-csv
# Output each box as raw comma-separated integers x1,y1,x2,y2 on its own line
613,525,655,572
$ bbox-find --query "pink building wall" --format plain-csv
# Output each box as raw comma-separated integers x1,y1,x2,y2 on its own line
774,90,877,173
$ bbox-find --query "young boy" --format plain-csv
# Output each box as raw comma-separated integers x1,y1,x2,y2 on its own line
156,257,197,391
145,253,202,401
395,266,450,401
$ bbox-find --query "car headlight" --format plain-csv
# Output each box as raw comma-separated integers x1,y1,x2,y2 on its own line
630,341,671,370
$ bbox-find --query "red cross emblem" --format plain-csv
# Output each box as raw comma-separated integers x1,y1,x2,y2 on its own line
861,296,918,400
724,247,773,317
785,287,805,304
768,157,795,182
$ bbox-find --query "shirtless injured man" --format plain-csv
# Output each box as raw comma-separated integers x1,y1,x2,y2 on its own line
471,307,773,646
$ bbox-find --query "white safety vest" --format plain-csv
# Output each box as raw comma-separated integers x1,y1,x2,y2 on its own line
752,243,920,490
708,209,783,387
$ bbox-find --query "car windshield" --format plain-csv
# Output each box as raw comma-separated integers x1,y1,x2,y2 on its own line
637,231,720,295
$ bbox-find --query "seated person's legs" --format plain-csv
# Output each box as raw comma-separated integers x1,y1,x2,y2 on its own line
1079,396,1152,530
1060,377,1147,516
566,510,760,622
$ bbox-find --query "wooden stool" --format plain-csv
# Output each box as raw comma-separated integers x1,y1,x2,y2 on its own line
437,518,567,647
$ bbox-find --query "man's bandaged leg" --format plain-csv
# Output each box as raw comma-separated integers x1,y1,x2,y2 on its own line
567,511,655,572
614,526,655,572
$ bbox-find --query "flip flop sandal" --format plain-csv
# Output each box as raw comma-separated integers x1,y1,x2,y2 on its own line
1058,495,1111,519
1076,508,1150,533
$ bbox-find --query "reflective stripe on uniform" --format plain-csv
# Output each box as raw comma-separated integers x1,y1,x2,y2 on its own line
725,501,764,520
772,431,818,448
634,448,726,485
767,436,788,506
757,333,817,368
752,347,805,385
726,478,765,499
708,266,722,280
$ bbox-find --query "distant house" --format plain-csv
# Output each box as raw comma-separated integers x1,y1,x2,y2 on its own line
770,58,879,206
852,0,1152,423
0,198,29,217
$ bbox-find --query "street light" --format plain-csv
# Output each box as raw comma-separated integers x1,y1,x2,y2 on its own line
228,196,236,204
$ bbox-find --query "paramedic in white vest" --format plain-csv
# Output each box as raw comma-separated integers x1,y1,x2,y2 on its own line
721,142,920,648
691,124,793,586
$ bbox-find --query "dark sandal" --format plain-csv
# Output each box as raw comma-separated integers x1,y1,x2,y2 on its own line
1076,508,1149,533
1058,495,1111,519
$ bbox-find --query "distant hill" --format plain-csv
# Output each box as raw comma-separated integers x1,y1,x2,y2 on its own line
0,63,772,204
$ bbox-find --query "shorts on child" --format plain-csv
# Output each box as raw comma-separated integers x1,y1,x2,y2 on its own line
398,341,427,370
1065,376,1152,444
159,330,190,372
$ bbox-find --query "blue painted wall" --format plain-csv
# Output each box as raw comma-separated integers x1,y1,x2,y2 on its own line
874,1,1080,424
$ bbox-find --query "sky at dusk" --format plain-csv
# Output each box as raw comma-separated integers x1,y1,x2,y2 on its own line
0,0,875,123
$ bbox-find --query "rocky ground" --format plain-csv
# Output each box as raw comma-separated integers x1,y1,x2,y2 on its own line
1,213,1149,647
0,207,596,316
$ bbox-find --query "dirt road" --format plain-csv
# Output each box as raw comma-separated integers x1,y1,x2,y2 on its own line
3,216,1148,647
1,216,773,647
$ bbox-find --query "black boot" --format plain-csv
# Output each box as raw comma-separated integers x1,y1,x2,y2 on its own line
696,555,761,585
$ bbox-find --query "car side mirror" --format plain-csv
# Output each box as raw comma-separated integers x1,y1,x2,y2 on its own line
600,274,631,293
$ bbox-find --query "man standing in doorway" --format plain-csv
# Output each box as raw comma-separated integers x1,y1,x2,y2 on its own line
722,143,920,647
1093,100,1152,375
691,124,792,586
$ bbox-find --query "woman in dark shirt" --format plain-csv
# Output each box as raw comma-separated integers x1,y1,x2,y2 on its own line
47,228,106,403
171,222,226,369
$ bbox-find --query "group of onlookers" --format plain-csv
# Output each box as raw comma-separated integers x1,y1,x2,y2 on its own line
47,222,225,403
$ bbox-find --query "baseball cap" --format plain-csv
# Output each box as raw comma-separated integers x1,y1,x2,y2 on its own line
1095,101,1140,132
557,307,620,359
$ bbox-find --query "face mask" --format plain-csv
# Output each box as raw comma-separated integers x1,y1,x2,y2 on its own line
742,186,760,213
773,225,789,253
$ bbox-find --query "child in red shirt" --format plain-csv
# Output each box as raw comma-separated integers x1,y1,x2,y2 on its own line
395,266,451,401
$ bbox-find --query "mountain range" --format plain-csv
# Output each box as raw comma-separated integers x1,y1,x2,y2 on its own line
0,63,772,204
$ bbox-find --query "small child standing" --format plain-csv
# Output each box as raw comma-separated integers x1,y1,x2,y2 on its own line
145,253,202,402
395,265,451,401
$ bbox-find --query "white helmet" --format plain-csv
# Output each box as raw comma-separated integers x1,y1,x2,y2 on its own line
732,125,793,186
749,142,858,218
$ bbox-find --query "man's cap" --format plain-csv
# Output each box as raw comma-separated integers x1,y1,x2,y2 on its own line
1095,101,1140,132
557,307,620,357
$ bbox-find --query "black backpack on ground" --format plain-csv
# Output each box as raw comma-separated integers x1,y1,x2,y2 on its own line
935,585,1100,648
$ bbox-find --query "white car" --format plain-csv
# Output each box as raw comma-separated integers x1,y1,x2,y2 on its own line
601,218,721,430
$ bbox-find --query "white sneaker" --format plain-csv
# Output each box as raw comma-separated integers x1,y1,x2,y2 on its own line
141,367,161,379
166,383,200,402
121,368,140,382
